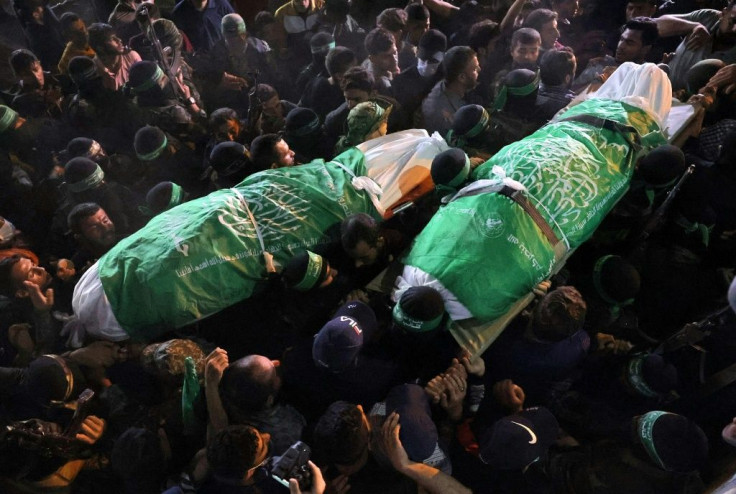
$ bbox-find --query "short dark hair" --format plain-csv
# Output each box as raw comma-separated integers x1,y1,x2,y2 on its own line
340,213,379,251
376,8,407,33
326,47,357,77
313,401,369,467
59,12,81,33
468,20,500,53
252,10,276,37
207,425,262,479
87,23,115,53
209,107,239,130
67,202,102,235
405,3,430,22
341,66,374,92
539,48,576,86
365,27,395,56
9,49,38,76
0,255,23,297
511,27,541,47
624,17,659,47
255,83,278,102
443,46,476,83
250,133,282,170
523,8,558,32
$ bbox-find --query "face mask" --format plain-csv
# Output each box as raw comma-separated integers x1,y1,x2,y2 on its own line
417,59,440,78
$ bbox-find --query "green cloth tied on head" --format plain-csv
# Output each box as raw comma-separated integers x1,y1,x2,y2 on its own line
336,101,392,153
221,13,246,35
137,134,168,161
67,164,105,193
130,65,165,95
293,250,326,291
493,71,540,111
637,411,671,470
626,356,660,398
392,300,444,333
0,105,19,133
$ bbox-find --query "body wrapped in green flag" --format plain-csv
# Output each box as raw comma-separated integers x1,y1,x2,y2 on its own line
403,98,667,325
98,150,378,339
72,130,449,343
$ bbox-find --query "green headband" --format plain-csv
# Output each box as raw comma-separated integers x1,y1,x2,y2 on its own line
674,214,712,248
626,356,660,398
131,66,165,95
592,255,635,309
0,106,19,133
465,108,491,139
493,72,540,111
137,134,169,161
293,250,325,291
637,411,671,470
392,301,443,333
312,40,336,53
445,153,471,188
167,183,184,209
67,164,105,193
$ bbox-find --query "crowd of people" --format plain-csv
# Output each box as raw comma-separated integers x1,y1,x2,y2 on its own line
1,0,736,492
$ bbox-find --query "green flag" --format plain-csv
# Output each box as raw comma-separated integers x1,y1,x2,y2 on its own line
405,99,666,323
98,149,380,339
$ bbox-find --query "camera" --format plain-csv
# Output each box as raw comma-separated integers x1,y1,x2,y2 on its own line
268,441,312,490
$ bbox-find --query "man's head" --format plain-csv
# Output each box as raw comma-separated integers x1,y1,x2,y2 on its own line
443,45,480,92
253,11,286,50
365,27,399,76
616,17,658,63
326,46,357,87
221,13,247,51
720,1,736,39
341,66,375,109
468,20,501,67
219,355,281,419
532,286,587,341
524,9,559,50
250,133,295,169
207,425,271,482
405,3,430,45
60,12,88,46
209,107,241,142
626,0,658,22
313,401,370,475
539,48,576,87
67,202,117,249
10,49,43,89
340,213,383,267
376,8,407,49
0,255,52,299
293,0,311,14
88,23,124,56
550,0,579,20
416,29,447,78
510,28,542,69
256,84,282,119
283,251,337,291
392,286,446,334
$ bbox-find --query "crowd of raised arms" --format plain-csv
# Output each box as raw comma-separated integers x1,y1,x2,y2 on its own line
1,0,736,492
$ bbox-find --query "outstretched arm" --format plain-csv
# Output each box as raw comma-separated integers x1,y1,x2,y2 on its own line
381,412,472,494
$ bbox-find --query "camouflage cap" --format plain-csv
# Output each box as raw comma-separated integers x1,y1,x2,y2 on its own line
141,338,205,377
